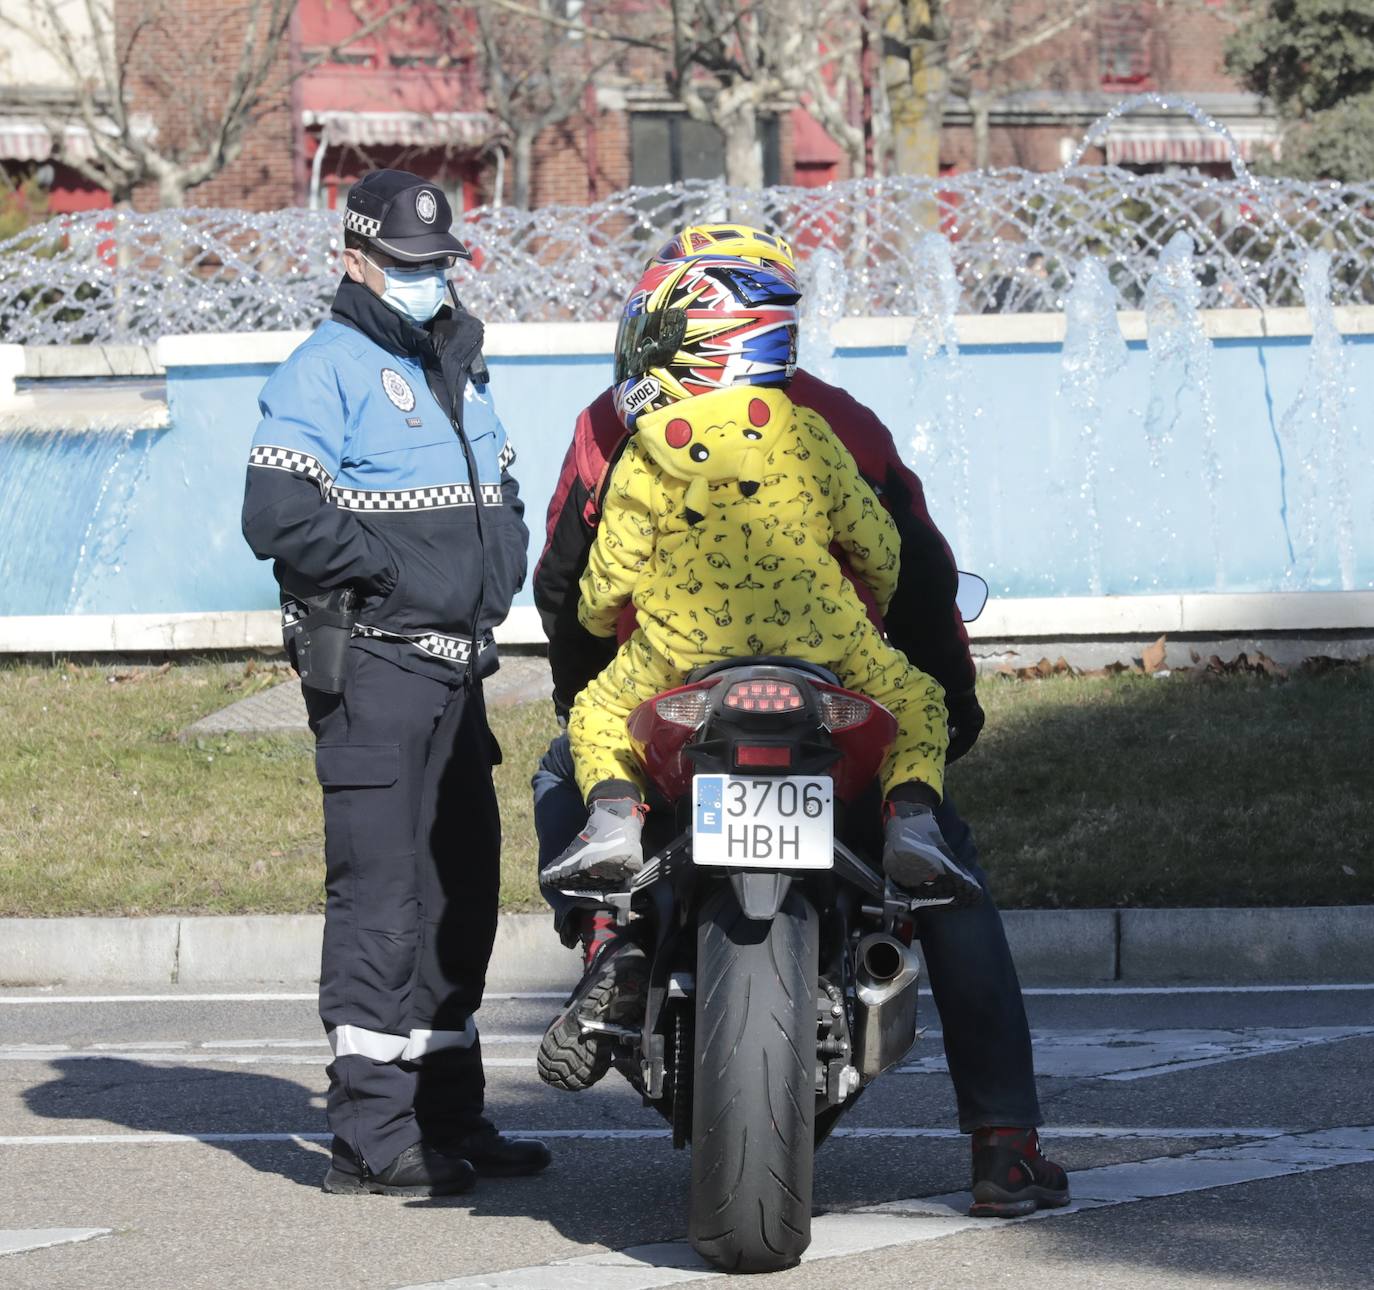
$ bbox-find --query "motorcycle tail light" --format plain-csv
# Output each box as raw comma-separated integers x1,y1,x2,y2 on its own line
654,689,714,728
819,691,875,731
724,679,805,713
628,678,721,802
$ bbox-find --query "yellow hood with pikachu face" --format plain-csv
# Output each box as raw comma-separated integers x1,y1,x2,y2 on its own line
634,385,795,521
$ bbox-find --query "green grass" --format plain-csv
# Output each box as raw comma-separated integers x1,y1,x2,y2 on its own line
953,665,1374,908
1,658,1370,916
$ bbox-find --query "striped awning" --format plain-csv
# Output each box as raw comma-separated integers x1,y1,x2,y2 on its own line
0,117,100,163
1104,121,1279,167
303,110,500,151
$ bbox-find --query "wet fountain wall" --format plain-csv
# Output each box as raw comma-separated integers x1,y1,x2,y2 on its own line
1,312,1368,620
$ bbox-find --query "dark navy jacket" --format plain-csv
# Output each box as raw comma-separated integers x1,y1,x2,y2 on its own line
242,281,527,681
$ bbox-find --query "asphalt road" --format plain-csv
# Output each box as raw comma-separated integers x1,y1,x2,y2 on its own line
2,979,1372,1289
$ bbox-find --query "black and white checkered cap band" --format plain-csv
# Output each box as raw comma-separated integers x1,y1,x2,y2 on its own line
355,623,496,663
344,209,382,238
498,441,516,471
331,482,504,511
250,445,333,491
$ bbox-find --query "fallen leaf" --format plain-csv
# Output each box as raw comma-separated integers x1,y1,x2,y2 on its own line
1342,865,1357,877
1142,635,1168,673
250,860,267,877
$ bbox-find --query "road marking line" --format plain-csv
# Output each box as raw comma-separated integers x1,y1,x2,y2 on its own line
396,1126,1374,1290
4,983,1374,1008
0,1125,1290,1148
0,1228,112,1257
10,1025,1371,1075
1021,983,1374,996
0,991,565,1005
0,1051,537,1067
899,1026,1374,1081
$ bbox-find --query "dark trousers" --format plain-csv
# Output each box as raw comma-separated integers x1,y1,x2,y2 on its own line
533,733,1041,1133
305,647,502,1170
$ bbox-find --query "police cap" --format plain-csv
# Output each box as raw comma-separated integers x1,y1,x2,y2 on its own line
343,169,471,264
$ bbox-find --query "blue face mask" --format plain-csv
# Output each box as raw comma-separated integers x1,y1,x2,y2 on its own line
363,254,450,323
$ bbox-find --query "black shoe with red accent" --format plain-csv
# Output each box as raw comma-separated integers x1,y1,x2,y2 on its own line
536,917,648,1093
969,1127,1070,1218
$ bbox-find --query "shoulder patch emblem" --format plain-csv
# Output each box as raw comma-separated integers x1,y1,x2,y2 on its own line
381,368,416,412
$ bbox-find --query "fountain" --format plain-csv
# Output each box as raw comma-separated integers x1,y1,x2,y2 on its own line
904,233,972,565
1060,258,1127,597
1279,251,1358,591
797,247,847,386
1141,230,1225,589
0,95,1369,623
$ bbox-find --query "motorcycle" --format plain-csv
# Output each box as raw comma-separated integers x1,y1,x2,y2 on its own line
547,574,990,1273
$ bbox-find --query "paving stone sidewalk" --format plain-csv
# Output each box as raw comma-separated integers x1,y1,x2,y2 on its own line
184,651,553,736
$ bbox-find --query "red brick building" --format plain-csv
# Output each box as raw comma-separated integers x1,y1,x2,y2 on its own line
0,0,1269,215
936,1,1275,175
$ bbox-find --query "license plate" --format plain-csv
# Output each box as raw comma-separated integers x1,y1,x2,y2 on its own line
692,775,834,870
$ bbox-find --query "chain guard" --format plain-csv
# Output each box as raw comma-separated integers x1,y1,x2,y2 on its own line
668,1004,693,1149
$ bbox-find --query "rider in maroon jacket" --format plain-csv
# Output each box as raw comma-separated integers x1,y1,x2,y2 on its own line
530,226,1068,1219
534,371,984,742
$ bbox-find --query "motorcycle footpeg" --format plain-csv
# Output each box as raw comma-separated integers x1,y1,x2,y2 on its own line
578,1018,639,1041
905,894,958,911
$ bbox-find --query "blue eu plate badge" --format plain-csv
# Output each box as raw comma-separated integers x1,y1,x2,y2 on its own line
696,776,724,835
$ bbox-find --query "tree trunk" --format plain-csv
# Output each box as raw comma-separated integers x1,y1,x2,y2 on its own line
886,0,947,178
511,129,535,210
721,101,763,190
972,93,991,170
157,171,188,208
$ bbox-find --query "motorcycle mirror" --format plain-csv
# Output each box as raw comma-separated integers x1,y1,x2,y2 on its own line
956,571,988,623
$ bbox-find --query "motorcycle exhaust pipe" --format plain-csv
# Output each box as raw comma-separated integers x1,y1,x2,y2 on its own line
852,933,921,1079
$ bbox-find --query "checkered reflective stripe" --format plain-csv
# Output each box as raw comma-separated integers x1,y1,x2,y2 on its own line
249,445,334,492
331,482,505,511
344,209,382,238
355,623,496,663
282,600,495,667
498,441,516,471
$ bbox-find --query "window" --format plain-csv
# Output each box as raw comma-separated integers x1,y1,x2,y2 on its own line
1098,4,1153,89
630,112,781,186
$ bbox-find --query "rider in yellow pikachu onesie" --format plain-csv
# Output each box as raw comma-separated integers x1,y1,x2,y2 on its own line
543,380,982,907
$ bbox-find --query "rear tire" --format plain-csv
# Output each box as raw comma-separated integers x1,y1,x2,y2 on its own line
688,884,819,1273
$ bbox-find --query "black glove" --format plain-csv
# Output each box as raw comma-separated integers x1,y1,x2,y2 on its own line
945,688,985,764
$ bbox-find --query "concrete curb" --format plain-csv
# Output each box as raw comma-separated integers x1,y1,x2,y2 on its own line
3,906,1373,988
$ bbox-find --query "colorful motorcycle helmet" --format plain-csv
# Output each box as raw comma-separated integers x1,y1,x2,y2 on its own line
612,254,801,430
651,223,797,276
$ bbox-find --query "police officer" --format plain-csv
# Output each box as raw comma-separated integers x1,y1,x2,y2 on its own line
242,169,549,1195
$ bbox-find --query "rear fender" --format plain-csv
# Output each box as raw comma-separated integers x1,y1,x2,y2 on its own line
729,870,794,921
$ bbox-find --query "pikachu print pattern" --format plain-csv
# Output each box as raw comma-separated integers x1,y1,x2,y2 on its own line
569,383,949,801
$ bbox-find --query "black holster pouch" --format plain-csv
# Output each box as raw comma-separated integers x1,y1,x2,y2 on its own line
285,587,357,694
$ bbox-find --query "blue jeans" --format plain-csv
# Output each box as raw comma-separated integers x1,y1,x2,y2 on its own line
532,734,1042,1132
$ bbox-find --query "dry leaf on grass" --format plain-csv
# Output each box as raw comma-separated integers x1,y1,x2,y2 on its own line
1142,635,1168,674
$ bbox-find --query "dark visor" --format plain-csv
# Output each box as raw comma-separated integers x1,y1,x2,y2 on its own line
614,307,688,384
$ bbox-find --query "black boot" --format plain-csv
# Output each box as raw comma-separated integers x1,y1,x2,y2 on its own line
537,928,649,1093
322,1137,477,1196
437,1121,552,1177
